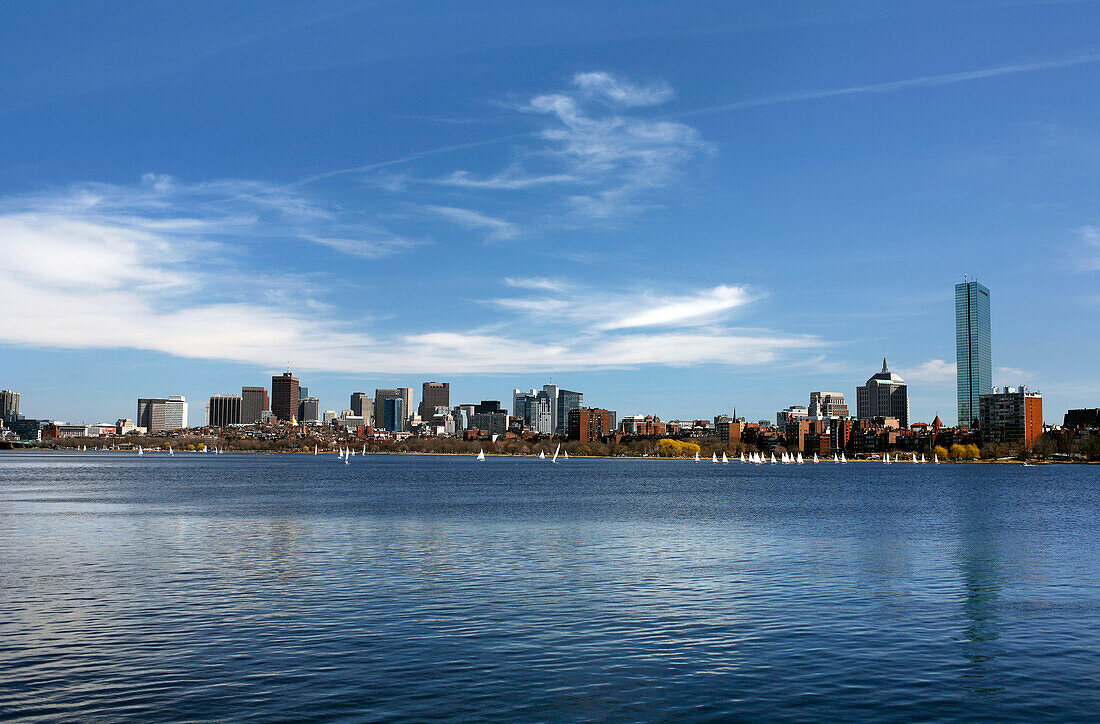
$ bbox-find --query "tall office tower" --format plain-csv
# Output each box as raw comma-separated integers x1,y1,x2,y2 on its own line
374,389,403,429
162,396,189,430
350,392,372,420
208,395,242,428
1,390,20,421
808,392,849,421
271,372,300,422
856,359,910,428
383,398,405,432
298,397,321,424
399,388,413,422
241,387,270,424
955,279,992,428
137,397,168,430
556,388,583,435
419,382,450,419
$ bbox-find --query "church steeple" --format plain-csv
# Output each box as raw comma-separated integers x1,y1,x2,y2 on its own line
882,357,889,374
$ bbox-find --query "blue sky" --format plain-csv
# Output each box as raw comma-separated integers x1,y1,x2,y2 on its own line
2,0,1098,425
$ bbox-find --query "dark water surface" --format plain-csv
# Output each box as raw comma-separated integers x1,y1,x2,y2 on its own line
1,452,1099,722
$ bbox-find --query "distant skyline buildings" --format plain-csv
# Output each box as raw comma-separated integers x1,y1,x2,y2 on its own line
956,279,993,428
419,382,450,420
271,372,300,423
1,390,20,421
857,359,910,429
209,394,242,428
241,387,269,425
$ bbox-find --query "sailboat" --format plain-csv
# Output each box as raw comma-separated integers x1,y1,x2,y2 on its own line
563,450,568,460
694,451,701,462
314,445,318,455
912,453,918,463
883,452,889,464
539,450,545,459
934,453,939,464
722,452,729,464
833,453,839,463
137,445,143,456
362,445,366,455
841,452,847,463
168,446,174,456
771,453,777,464
711,452,718,463
740,452,746,463
813,453,819,464
476,449,485,461
552,444,560,463
920,453,926,463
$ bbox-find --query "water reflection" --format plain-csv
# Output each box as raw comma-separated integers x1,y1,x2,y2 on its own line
954,477,1005,695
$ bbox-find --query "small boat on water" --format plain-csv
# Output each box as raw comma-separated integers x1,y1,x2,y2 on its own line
711,452,718,463
476,449,485,461
563,450,568,460
812,453,819,464
722,452,729,464
796,452,804,464
552,444,560,463
694,452,701,462
539,450,545,459
841,452,847,463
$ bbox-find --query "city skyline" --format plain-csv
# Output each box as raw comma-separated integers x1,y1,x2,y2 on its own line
2,2,1098,423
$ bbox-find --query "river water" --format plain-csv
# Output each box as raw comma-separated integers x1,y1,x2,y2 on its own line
1,452,1098,721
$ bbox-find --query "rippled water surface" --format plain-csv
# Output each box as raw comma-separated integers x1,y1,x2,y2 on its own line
1,452,1099,722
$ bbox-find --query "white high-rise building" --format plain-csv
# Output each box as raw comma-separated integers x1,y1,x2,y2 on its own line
157,395,188,430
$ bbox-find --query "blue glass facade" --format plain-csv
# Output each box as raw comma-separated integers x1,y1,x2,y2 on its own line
955,281,992,427
383,398,404,432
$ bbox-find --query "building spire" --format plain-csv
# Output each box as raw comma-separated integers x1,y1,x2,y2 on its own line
882,357,888,373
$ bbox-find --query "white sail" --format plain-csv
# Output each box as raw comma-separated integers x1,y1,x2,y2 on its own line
841,452,847,463
921,454,926,463
491,434,498,443
883,453,889,464
694,451,700,462
722,452,729,464
771,453,777,464
476,449,485,461
552,443,560,463
539,450,545,459
137,445,143,456
168,446,173,456
934,454,939,464
813,453,819,464
740,453,746,463
833,453,839,462
314,445,318,455
563,450,568,460
912,453,917,463
712,452,718,463
362,445,366,455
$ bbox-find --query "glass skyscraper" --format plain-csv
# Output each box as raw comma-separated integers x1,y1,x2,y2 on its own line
955,280,992,428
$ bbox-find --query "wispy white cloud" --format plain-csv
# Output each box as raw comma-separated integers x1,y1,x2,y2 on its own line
303,234,426,258
491,282,757,331
357,72,707,225
432,168,579,190
0,181,821,374
422,205,519,241
572,71,675,107
504,277,572,292
899,359,957,384
603,286,754,330
684,50,1100,116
